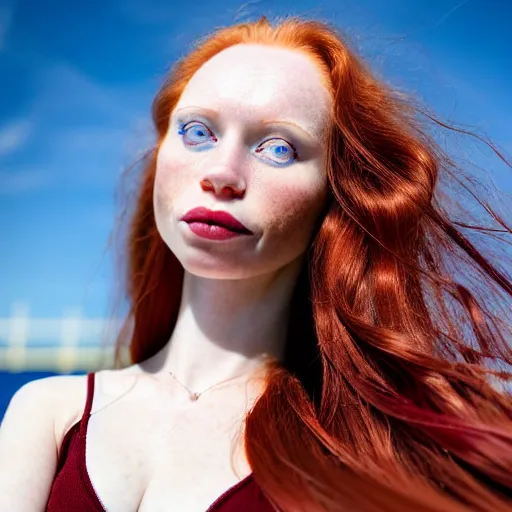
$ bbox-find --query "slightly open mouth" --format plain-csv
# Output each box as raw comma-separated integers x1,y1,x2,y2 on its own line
189,221,249,234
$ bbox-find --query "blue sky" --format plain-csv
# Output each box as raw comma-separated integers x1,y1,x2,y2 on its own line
0,0,511,318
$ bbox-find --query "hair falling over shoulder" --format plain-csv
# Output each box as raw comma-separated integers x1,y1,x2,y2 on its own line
112,15,512,511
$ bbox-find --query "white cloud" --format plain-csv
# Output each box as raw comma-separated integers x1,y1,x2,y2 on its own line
15,62,154,190
0,168,53,194
0,119,32,156
55,126,128,152
432,0,471,29
35,63,140,122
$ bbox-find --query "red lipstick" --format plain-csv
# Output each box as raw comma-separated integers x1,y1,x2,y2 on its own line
181,207,253,240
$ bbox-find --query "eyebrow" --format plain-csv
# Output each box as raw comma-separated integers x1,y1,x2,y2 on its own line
172,105,320,143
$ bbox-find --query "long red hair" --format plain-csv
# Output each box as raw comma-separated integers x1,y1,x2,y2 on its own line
112,15,512,511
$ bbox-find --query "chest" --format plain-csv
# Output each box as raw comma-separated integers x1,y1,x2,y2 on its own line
84,392,253,512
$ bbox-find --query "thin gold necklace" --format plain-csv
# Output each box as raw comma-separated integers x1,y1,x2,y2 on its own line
168,355,270,401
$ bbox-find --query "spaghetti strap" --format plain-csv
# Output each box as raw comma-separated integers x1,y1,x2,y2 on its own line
47,369,275,511
79,372,96,436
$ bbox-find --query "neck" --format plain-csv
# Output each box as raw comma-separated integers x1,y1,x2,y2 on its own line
137,255,304,392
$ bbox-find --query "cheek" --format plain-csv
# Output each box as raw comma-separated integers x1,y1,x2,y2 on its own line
153,144,189,213
262,177,327,243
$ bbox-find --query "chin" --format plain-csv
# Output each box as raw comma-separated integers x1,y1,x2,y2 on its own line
181,261,260,280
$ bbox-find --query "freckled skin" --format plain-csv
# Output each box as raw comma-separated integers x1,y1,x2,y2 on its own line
154,43,332,279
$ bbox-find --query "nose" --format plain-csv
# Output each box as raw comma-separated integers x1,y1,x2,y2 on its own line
199,142,247,199
200,176,245,199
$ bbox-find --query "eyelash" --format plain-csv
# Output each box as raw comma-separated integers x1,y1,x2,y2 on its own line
177,120,299,166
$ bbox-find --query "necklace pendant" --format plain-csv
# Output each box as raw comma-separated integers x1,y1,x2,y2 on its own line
190,392,200,401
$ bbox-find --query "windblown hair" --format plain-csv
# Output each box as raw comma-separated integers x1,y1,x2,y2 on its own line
113,15,512,511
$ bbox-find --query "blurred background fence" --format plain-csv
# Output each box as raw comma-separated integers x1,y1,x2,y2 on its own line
0,302,119,373
0,302,121,420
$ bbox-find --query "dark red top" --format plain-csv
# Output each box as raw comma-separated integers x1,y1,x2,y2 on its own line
46,372,274,511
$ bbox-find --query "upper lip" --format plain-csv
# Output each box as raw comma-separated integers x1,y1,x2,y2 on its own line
181,207,252,234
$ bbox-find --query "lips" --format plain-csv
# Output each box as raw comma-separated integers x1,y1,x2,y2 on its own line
181,207,252,234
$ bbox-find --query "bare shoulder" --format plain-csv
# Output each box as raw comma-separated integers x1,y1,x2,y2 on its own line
2,370,139,442
4,374,88,418
47,370,135,441
4,374,90,442
0,374,88,511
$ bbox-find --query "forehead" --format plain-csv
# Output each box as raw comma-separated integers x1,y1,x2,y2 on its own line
175,44,331,137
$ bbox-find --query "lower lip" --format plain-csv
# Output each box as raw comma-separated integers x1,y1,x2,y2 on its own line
185,222,250,240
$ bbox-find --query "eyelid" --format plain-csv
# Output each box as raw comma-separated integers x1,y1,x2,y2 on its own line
176,121,299,151
258,137,298,157
179,120,214,135
175,113,214,130
177,118,300,162
176,115,299,144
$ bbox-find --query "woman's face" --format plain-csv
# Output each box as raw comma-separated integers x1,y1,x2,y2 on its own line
154,43,332,279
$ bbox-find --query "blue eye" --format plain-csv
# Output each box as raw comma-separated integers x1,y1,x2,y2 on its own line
177,121,298,165
178,121,217,146
256,139,298,166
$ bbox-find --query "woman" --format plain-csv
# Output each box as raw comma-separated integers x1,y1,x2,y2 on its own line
1,14,511,512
